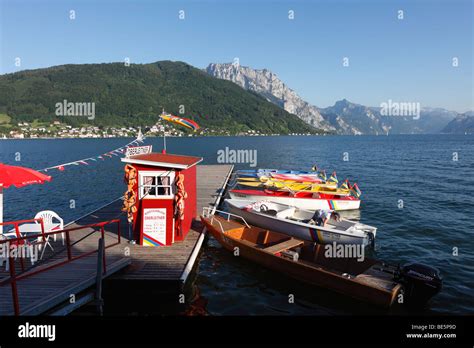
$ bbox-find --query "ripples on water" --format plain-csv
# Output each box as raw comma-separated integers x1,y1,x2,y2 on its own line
1,135,473,314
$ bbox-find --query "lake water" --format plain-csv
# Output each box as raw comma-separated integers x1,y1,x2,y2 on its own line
1,135,473,315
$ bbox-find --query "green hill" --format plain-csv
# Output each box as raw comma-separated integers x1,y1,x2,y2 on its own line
0,61,320,134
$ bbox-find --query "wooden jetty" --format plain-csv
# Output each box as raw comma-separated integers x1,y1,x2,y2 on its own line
0,164,233,315
0,221,131,315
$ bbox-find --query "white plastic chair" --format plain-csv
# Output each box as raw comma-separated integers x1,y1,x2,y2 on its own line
34,210,65,244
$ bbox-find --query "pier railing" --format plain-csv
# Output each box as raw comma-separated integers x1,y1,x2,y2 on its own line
0,219,121,315
0,218,47,243
0,218,46,273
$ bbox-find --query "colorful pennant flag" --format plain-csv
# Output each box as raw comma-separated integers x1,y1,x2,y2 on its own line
319,170,327,181
351,183,362,197
340,180,349,190
329,171,338,183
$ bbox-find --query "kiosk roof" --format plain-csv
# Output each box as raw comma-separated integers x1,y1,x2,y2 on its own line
121,153,203,169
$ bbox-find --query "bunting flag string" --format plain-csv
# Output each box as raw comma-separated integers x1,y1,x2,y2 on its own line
38,137,144,173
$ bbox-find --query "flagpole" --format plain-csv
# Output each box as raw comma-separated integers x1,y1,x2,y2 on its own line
137,127,143,142
161,108,167,154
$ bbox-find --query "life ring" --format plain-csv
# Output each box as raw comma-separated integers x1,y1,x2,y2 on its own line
122,164,138,223
174,173,187,236
175,173,187,218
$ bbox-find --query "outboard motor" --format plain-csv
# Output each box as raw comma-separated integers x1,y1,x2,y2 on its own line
366,232,375,249
396,263,443,306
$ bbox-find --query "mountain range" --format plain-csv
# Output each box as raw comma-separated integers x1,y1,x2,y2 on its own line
0,61,317,135
206,63,470,135
0,60,470,136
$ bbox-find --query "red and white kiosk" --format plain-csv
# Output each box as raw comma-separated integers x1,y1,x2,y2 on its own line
121,151,202,246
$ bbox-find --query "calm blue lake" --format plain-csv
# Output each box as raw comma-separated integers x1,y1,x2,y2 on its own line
1,135,473,315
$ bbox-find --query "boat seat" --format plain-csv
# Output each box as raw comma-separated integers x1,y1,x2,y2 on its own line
328,221,353,231
354,265,399,292
260,209,278,216
263,238,304,254
276,207,296,219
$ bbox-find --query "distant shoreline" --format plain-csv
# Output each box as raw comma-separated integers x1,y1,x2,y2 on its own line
0,133,470,141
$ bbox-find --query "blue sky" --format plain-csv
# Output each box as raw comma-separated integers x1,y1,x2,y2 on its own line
0,0,472,112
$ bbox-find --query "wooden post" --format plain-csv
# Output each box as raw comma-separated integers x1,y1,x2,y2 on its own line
66,231,72,260
100,227,106,274
95,238,104,316
9,256,20,315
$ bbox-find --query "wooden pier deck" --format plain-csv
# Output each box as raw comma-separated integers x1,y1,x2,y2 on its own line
0,228,131,316
0,164,233,315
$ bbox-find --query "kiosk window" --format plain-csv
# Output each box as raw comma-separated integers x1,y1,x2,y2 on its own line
140,172,175,199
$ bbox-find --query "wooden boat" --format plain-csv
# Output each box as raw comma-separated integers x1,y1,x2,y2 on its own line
200,213,443,308
229,189,361,211
226,199,375,246
237,179,352,196
237,176,338,188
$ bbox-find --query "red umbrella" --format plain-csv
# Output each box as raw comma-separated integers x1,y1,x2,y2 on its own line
0,163,52,233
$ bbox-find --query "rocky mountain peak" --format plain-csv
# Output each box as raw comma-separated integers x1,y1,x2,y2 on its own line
206,63,332,130
442,111,474,134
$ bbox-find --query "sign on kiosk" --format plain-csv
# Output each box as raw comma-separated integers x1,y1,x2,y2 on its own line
125,145,153,158
142,208,167,246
